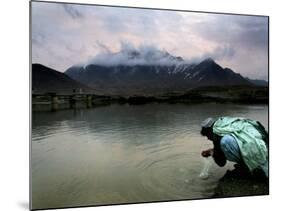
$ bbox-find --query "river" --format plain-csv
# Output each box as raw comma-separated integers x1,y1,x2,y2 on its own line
31,103,268,209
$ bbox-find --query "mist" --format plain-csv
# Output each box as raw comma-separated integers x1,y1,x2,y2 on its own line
80,41,237,68
83,42,187,67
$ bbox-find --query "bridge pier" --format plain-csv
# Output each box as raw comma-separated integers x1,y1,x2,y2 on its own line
86,95,92,108
50,94,59,111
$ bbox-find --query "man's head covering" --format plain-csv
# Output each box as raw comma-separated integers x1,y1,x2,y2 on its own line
201,117,215,129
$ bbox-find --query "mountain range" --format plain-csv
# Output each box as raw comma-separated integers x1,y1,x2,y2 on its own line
32,50,268,96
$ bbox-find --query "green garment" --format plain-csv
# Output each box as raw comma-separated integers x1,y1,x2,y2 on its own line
212,117,268,171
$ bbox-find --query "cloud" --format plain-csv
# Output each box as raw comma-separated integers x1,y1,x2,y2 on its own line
32,32,45,46
81,41,236,68
62,4,84,19
31,2,268,80
193,14,268,50
95,40,112,54
85,41,187,67
185,45,236,64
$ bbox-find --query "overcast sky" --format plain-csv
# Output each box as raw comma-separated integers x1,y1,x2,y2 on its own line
31,1,268,80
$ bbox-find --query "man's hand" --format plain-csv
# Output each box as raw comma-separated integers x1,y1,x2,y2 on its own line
201,149,214,157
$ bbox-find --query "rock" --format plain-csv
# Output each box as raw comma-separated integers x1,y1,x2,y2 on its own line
213,168,269,197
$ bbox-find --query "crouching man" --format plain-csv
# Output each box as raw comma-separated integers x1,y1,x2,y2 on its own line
200,117,268,178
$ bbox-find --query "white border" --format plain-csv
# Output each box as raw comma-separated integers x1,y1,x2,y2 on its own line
1,0,280,211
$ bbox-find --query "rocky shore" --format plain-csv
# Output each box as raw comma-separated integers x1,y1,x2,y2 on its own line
213,167,269,198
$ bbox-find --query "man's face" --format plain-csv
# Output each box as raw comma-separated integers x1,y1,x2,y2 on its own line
201,127,213,141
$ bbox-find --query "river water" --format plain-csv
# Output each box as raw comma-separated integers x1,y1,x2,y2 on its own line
31,103,268,209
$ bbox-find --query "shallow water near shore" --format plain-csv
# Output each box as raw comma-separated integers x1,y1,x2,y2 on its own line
31,103,268,209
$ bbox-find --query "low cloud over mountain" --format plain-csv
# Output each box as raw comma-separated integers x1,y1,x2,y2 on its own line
65,48,256,95
83,42,186,67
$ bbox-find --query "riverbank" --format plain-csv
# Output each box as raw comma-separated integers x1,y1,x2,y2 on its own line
213,167,269,198
32,85,268,111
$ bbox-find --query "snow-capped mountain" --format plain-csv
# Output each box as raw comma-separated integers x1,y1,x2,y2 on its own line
65,49,252,95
